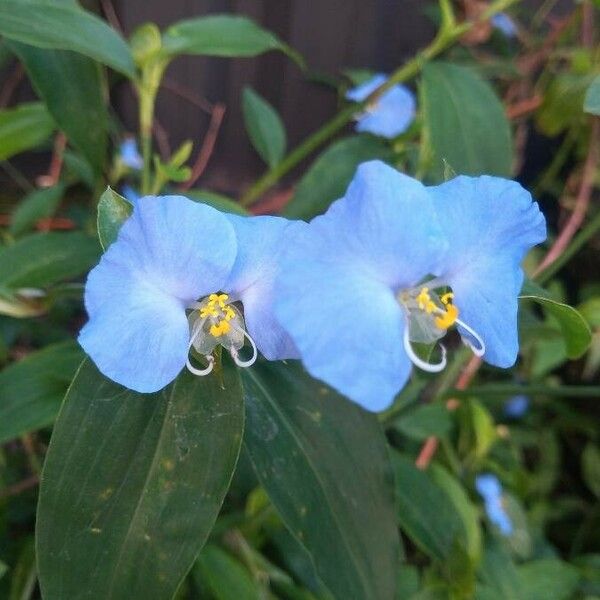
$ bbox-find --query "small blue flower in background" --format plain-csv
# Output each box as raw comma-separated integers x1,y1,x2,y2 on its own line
121,185,141,205
504,394,530,419
491,13,518,38
79,195,297,393
475,473,513,536
275,160,546,411
119,138,143,170
346,74,416,139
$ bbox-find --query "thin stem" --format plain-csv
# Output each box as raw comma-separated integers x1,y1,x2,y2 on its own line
450,384,600,398
240,0,521,206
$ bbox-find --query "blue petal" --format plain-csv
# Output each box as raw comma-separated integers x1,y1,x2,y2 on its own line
313,160,448,290
430,176,546,367
224,214,300,360
475,473,502,499
504,394,529,418
120,139,143,170
80,195,237,392
275,223,411,412
346,74,416,138
491,13,517,37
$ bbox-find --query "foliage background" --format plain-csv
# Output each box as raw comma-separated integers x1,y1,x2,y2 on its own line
0,1,599,599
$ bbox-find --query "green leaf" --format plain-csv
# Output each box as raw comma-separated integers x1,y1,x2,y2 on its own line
284,135,392,219
584,74,600,115
0,232,100,289
242,361,399,600
184,190,249,216
421,61,513,180
193,545,262,600
97,187,133,250
10,42,108,174
477,538,520,600
0,1,135,77
393,453,464,562
0,102,54,160
37,359,244,600
242,87,286,168
394,402,453,441
517,559,580,600
10,184,65,236
429,465,482,562
582,443,600,498
520,284,592,359
537,73,594,135
0,340,83,443
163,15,303,67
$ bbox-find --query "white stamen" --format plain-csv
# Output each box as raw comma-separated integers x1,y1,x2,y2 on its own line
403,326,447,373
455,317,486,357
186,354,214,376
230,327,258,368
186,317,214,376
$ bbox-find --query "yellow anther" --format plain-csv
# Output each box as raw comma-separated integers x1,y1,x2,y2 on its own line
200,305,218,318
435,304,459,330
441,292,454,305
224,306,236,321
416,287,432,310
209,320,231,337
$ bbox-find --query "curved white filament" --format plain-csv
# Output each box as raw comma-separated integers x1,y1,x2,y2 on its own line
403,327,447,373
455,317,486,357
186,317,214,376
230,328,258,368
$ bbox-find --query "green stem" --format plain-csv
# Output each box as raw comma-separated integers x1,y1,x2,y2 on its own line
535,208,600,285
240,0,521,207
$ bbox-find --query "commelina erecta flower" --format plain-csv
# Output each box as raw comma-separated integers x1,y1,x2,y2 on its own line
119,138,144,170
346,74,416,139
475,473,514,536
274,160,546,412
79,195,298,393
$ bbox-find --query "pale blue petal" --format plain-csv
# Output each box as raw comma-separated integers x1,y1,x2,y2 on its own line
225,214,300,360
492,13,517,37
275,224,410,412
120,139,143,170
312,160,448,290
80,195,237,392
79,278,190,393
430,176,546,367
347,74,416,138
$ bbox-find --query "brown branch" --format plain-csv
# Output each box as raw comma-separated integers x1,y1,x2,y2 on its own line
0,63,24,108
506,95,542,120
179,103,226,191
533,118,600,276
99,0,124,35
36,132,67,190
0,475,38,499
415,355,483,469
162,78,214,115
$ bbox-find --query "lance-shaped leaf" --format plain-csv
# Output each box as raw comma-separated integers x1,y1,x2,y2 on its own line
0,102,54,161
97,187,133,250
242,361,399,600
37,360,244,600
162,14,303,67
0,1,135,77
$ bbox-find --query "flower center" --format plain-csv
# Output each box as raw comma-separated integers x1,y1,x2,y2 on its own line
398,283,485,373
186,293,257,376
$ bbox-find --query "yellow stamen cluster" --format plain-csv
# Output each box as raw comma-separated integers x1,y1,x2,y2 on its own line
200,293,236,337
416,287,436,314
416,287,459,330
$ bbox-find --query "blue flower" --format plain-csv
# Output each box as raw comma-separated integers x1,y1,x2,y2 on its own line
504,394,529,418
119,138,143,170
491,13,517,38
274,161,546,411
475,473,513,536
346,74,416,139
121,185,141,205
79,195,296,393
